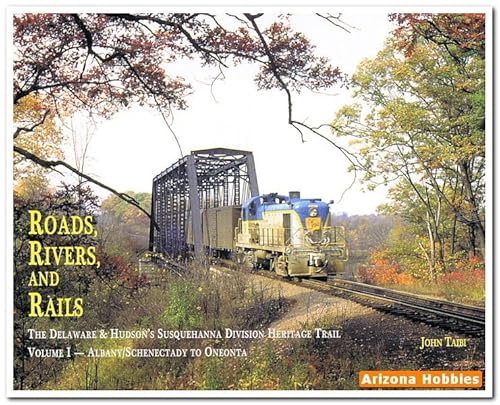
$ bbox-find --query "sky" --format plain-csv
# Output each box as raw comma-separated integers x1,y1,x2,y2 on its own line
59,11,394,216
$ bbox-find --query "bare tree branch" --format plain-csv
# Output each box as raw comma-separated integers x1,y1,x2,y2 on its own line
13,110,50,139
316,13,358,33
244,13,360,201
14,145,158,229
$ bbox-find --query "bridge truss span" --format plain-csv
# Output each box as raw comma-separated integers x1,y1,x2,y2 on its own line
149,148,259,258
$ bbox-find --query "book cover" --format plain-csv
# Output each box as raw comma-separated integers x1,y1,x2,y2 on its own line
7,5,492,399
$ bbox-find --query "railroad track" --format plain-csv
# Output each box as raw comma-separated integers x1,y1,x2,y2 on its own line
217,262,485,335
299,277,485,336
139,254,187,284
141,256,485,336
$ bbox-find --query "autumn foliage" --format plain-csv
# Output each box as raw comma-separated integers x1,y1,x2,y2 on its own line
359,252,485,288
357,250,485,304
452,255,484,273
96,250,147,290
436,268,485,303
389,13,485,59
437,269,484,289
357,253,414,286
13,13,345,119
437,255,485,301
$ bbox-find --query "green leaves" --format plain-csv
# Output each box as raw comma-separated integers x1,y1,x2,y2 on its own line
331,13,485,263
332,33,484,187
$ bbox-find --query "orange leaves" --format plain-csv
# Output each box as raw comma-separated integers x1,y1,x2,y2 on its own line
373,260,399,285
438,256,485,299
395,272,414,286
358,251,485,305
453,255,484,273
358,254,415,286
437,269,484,287
389,13,485,59
435,266,485,303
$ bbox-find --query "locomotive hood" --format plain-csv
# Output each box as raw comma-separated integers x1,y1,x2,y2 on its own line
241,193,330,226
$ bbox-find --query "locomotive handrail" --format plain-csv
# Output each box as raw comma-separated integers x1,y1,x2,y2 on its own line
240,226,348,264
253,226,348,248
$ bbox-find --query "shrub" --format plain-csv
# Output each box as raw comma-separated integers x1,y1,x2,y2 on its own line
436,269,485,302
160,280,203,329
453,255,485,273
358,252,415,286
395,272,414,286
200,357,225,389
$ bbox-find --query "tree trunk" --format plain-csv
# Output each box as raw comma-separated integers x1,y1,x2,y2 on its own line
418,241,434,280
450,214,457,255
460,161,485,257
425,210,436,279
434,196,446,272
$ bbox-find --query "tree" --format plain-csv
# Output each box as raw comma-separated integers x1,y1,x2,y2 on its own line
98,192,151,261
13,13,349,216
390,13,486,132
389,12,486,256
377,182,447,279
13,184,147,389
331,34,485,260
13,94,63,199
64,113,97,187
389,13,486,61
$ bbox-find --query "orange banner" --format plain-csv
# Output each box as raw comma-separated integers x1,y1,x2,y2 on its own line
359,370,482,389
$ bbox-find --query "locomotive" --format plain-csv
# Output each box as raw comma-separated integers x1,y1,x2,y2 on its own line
188,191,348,277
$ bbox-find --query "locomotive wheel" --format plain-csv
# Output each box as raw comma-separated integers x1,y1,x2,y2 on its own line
245,252,256,270
235,251,246,265
276,255,288,277
236,250,256,270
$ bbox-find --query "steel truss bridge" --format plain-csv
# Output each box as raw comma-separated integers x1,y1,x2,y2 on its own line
149,148,259,258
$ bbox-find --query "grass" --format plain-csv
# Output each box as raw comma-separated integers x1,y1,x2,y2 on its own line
383,276,485,306
36,263,484,391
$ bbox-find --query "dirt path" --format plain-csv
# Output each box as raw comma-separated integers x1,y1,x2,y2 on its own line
245,273,373,329
244,271,485,375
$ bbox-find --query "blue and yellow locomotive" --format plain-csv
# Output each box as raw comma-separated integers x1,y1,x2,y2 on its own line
188,191,348,277
234,191,348,277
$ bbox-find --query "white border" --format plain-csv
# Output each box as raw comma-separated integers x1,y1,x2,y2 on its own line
4,4,494,400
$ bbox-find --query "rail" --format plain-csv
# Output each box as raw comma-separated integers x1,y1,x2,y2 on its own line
299,278,485,334
139,255,485,335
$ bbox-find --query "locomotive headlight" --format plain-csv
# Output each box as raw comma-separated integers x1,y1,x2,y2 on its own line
309,207,318,217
